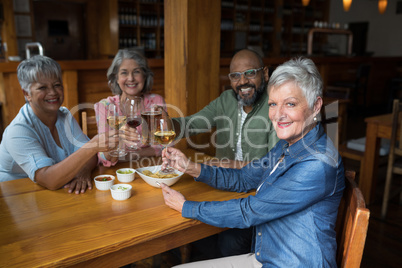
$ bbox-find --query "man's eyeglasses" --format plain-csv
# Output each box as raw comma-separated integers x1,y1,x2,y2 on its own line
228,67,264,82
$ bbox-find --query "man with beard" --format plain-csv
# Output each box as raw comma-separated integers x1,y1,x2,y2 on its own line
171,49,279,259
173,49,278,168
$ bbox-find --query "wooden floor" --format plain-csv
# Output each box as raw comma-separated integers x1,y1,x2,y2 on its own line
359,171,402,268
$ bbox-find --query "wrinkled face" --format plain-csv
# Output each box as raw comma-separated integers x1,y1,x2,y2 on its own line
24,76,64,116
229,53,267,107
268,82,317,146
117,59,145,99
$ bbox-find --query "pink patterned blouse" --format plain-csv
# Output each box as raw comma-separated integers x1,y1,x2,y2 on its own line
94,94,166,167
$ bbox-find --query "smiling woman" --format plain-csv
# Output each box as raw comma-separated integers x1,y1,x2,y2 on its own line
94,48,167,167
0,55,119,194
160,57,345,268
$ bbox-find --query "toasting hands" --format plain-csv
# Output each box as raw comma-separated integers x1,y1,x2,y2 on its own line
161,147,202,178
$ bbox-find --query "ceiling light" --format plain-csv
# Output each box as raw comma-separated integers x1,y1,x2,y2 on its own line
343,0,352,11
378,0,387,14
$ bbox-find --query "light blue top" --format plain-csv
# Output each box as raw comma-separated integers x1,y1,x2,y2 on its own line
0,103,90,182
182,123,345,267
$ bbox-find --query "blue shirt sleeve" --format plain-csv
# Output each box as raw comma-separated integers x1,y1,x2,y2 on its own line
182,158,338,229
4,123,55,181
58,110,90,153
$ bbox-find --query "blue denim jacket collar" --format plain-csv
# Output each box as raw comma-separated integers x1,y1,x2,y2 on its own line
277,122,323,158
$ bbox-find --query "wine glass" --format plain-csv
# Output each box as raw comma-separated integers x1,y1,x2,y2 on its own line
154,116,176,174
141,106,162,146
107,103,127,157
122,97,144,151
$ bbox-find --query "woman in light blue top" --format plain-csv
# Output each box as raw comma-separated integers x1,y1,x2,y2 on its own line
0,55,118,194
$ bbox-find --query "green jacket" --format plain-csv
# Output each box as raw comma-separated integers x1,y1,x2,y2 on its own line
173,90,278,161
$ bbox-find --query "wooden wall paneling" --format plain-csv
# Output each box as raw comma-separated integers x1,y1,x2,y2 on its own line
164,0,188,150
85,0,99,59
186,0,221,155
164,0,221,152
2,73,25,125
187,0,221,116
62,70,79,122
98,0,119,59
1,0,18,59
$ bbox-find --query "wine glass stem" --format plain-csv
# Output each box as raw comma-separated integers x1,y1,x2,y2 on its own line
163,146,171,170
118,135,124,152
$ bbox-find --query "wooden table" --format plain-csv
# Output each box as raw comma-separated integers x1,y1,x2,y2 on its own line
360,113,394,204
0,149,252,267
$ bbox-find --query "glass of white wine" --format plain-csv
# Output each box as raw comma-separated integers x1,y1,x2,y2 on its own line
154,117,176,174
107,103,127,157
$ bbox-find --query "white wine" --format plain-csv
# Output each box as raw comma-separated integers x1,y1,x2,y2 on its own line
107,115,127,129
141,110,162,145
154,131,176,146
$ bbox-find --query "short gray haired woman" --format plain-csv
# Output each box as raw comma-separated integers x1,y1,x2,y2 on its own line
159,57,345,267
95,48,166,166
268,56,323,109
0,55,118,194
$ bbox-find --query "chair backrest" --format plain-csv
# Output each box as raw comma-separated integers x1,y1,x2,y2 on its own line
81,111,97,137
389,99,402,154
335,170,370,268
355,64,371,90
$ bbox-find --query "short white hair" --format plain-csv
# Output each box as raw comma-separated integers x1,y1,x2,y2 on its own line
268,57,322,109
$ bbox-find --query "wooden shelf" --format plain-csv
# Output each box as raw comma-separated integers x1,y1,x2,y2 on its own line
220,0,330,57
116,0,330,58
118,0,164,58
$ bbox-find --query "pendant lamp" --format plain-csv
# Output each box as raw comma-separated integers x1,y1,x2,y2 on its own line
378,0,387,14
343,0,352,11
302,0,310,6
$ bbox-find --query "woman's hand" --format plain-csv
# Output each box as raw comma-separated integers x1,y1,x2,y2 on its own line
160,183,186,213
119,125,141,147
87,130,119,152
162,147,201,177
64,170,93,194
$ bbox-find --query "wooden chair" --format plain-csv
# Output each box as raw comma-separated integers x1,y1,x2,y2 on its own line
336,170,370,268
320,97,365,178
381,99,402,218
81,111,97,137
328,63,371,114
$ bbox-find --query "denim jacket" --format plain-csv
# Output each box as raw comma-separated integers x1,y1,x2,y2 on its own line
182,123,345,267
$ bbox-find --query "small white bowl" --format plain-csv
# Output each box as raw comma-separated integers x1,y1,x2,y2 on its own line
110,184,132,200
94,175,115,191
116,168,136,183
136,165,183,188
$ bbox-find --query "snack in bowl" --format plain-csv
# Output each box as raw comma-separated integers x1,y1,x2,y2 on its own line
94,174,115,190
136,165,183,188
116,168,136,182
141,170,179,178
110,184,132,200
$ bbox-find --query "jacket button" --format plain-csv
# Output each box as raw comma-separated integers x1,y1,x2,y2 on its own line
258,232,262,236
256,252,260,256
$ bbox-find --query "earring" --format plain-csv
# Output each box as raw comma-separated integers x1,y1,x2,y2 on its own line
314,117,317,121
